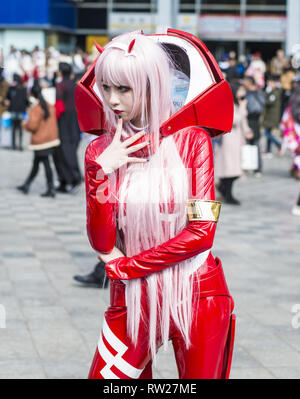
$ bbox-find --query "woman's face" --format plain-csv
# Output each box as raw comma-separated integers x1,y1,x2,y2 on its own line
236,86,246,101
102,82,142,126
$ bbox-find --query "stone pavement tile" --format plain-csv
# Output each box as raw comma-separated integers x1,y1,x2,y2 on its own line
246,305,292,327
32,241,65,252
21,305,70,321
247,349,300,368
0,318,39,358
275,298,300,317
270,368,300,379
28,324,89,361
24,229,57,238
43,359,91,379
0,280,14,296
229,367,275,379
0,332,38,360
81,330,101,355
2,254,35,262
18,221,49,229
1,244,34,253
19,297,58,308
238,335,293,352
153,349,178,379
231,346,262,369
233,293,273,311
271,326,300,353
46,275,93,297
40,259,79,271
8,269,47,283
65,243,94,252
12,280,56,297
0,372,46,379
50,225,83,233
57,234,87,243
1,296,25,320
34,251,72,261
67,307,105,332
0,359,46,379
3,257,41,267
66,293,108,311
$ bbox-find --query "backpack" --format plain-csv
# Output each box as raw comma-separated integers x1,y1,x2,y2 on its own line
246,91,265,115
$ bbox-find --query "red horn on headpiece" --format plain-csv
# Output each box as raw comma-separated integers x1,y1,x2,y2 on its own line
94,41,104,54
128,39,135,53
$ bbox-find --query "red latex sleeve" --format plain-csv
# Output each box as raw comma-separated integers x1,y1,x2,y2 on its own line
85,134,117,254
106,128,217,280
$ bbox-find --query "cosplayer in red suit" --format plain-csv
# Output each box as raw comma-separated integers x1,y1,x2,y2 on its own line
75,29,236,379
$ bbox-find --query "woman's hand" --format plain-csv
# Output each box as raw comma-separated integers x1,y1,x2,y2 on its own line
98,246,125,264
96,117,149,174
245,130,254,140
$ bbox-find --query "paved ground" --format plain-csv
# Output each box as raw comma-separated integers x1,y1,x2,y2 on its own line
1,134,300,379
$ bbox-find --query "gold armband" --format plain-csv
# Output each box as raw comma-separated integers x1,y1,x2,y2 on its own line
187,200,221,222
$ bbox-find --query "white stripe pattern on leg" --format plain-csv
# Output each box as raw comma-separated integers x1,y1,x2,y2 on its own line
98,318,144,379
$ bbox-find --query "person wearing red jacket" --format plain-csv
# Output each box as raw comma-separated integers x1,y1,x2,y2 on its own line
76,30,236,379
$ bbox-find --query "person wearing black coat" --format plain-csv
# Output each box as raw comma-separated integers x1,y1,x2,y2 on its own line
5,74,29,150
53,62,82,193
243,76,265,177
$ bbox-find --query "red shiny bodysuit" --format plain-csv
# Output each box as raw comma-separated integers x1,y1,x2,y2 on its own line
85,126,235,379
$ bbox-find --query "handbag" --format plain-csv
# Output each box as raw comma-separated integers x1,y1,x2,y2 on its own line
55,99,66,119
241,144,258,170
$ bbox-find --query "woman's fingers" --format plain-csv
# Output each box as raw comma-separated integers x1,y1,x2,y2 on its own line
125,140,149,154
127,157,148,164
113,117,123,142
123,130,146,147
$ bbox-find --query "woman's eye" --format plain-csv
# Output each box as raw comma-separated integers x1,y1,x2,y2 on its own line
118,86,130,93
102,84,110,91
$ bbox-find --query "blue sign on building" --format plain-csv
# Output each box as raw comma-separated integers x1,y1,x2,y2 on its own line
0,0,76,30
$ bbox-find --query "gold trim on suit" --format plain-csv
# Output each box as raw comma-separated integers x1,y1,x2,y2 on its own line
187,200,221,222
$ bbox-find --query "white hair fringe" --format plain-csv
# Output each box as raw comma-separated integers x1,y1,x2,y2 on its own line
118,135,201,362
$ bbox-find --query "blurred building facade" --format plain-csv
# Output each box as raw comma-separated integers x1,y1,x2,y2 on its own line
0,0,299,60
0,0,77,53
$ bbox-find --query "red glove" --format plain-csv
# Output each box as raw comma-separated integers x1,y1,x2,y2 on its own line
106,127,217,280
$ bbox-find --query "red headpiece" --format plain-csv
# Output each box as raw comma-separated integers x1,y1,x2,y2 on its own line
128,39,135,54
75,29,233,138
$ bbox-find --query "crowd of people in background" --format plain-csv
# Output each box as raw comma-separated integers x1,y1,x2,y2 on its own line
216,48,300,215
0,44,300,213
0,45,96,197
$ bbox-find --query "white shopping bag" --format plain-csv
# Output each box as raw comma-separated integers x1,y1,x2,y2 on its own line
241,144,258,170
0,126,13,147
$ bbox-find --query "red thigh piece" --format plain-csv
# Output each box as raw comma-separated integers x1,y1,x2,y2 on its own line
172,295,232,379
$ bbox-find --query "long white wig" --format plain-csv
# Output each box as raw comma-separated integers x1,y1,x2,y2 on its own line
95,33,202,360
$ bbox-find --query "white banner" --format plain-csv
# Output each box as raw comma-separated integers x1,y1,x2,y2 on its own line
177,14,197,35
198,14,286,38
198,15,241,34
244,16,286,35
109,13,156,34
